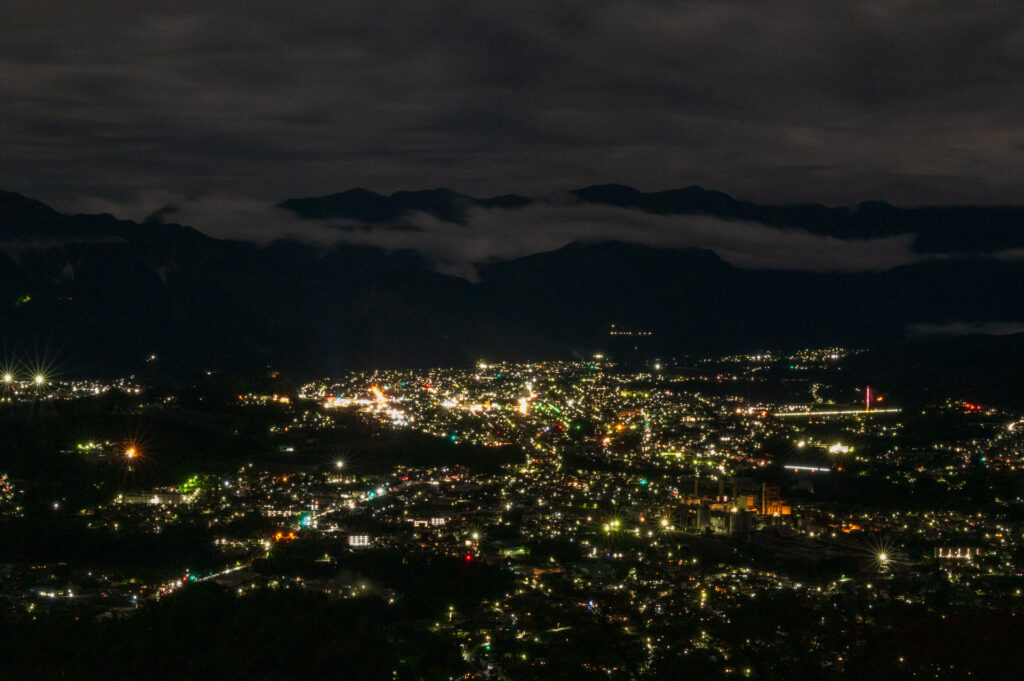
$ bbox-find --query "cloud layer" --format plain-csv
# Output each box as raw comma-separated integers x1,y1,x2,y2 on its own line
119,193,922,279
3,1,1024,209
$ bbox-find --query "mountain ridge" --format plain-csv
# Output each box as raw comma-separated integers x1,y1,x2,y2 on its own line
279,184,1024,255
3,188,1024,380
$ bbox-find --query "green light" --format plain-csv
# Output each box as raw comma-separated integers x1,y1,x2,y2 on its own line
180,475,203,493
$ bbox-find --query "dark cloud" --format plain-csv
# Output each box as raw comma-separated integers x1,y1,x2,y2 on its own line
2,1,1024,210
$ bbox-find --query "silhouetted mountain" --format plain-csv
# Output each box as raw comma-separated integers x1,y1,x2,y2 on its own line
0,190,105,242
568,184,1024,253
279,188,532,225
3,189,1024,384
144,204,181,224
475,194,533,210
280,184,1024,254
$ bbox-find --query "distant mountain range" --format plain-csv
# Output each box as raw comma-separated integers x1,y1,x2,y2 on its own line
3,186,1024,393
278,187,531,225
279,184,1024,254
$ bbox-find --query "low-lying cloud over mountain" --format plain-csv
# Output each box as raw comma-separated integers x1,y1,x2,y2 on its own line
87,183,1024,279
4,186,1024,374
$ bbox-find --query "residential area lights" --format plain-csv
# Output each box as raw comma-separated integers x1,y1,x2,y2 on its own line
5,346,1022,679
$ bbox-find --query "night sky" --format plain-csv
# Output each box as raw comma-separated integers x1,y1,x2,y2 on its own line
3,1,1024,273
5,1,1024,205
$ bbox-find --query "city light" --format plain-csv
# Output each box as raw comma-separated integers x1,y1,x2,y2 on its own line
7,348,1017,679
774,407,901,417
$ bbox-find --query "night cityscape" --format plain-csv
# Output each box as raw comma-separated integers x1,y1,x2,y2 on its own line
2,351,1023,679
4,1,1024,679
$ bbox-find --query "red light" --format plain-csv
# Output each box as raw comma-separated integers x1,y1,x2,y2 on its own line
464,554,473,562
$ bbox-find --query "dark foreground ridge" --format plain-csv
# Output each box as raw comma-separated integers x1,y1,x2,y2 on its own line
3,188,1024,378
